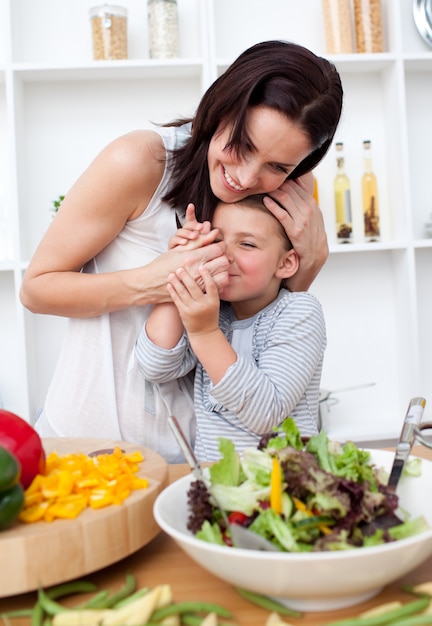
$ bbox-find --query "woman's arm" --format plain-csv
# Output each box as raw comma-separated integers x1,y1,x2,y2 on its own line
20,132,228,318
264,172,328,291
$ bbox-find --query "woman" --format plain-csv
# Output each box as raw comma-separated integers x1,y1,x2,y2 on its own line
20,40,343,462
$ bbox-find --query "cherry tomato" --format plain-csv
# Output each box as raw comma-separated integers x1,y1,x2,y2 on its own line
0,410,46,488
228,511,248,525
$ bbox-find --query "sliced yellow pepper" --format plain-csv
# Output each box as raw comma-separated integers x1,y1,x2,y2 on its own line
18,448,149,523
292,496,332,535
270,457,283,514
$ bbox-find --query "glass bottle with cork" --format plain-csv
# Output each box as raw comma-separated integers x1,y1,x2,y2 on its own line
362,139,380,241
334,142,352,243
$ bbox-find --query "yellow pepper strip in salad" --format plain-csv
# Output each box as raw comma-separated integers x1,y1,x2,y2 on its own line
18,447,149,523
292,496,332,535
270,457,283,514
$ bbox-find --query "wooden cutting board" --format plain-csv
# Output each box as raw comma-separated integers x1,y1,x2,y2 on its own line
0,437,169,597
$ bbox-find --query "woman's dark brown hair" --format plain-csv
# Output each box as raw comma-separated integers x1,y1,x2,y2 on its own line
163,40,343,222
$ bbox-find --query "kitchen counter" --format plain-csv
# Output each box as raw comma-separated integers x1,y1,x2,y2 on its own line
1,446,432,625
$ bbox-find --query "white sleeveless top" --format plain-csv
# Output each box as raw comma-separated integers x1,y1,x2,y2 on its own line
35,124,195,463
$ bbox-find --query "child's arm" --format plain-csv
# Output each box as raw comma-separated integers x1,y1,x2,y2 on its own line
145,302,184,349
146,204,220,349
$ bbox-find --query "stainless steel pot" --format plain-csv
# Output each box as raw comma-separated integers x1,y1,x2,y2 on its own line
413,0,432,48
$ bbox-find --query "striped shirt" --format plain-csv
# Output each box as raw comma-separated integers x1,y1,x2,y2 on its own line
136,289,326,461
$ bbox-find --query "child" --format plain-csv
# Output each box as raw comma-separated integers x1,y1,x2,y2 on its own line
136,196,326,461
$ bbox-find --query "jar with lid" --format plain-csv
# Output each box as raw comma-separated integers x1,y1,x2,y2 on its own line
148,0,179,59
89,4,128,61
353,0,384,53
321,0,354,54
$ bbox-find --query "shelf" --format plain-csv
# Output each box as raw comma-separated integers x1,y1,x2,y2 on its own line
329,241,408,254
12,59,205,82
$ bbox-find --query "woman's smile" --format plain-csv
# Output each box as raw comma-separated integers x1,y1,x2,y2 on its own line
222,167,247,192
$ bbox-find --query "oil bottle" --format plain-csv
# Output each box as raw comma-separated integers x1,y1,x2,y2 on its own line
334,142,352,243
362,139,380,241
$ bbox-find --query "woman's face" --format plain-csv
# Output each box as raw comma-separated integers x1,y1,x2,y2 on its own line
207,105,312,203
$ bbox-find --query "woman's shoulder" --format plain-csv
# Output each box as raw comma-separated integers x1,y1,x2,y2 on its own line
104,129,166,166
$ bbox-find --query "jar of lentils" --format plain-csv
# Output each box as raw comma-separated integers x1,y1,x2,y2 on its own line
322,0,354,54
89,4,128,60
353,0,384,53
148,0,179,59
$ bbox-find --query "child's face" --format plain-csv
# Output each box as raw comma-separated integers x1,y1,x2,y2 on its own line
213,202,298,316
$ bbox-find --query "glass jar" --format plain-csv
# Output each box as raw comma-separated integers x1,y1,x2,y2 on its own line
148,0,179,59
321,0,354,54
89,4,128,60
353,0,384,53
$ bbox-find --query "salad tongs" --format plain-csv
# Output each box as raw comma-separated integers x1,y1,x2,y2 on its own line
168,415,278,551
387,397,426,492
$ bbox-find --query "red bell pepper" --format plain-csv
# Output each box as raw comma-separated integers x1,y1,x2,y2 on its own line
0,410,46,488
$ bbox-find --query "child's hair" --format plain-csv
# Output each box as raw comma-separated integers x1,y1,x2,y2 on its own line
232,194,293,251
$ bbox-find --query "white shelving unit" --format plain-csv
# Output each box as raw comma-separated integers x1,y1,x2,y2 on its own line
0,0,431,442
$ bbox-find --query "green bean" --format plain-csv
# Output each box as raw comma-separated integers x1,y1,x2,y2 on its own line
37,589,67,616
113,587,149,608
31,601,44,626
235,587,301,617
104,573,136,608
324,596,430,626
181,615,234,626
45,581,97,600
76,590,110,609
150,601,232,621
0,609,33,618
390,617,432,626
180,616,205,626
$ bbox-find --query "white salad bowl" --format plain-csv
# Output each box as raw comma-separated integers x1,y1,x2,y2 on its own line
153,449,432,612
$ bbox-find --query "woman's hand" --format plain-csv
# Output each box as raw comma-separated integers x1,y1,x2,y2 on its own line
263,172,328,291
161,241,229,296
167,203,228,292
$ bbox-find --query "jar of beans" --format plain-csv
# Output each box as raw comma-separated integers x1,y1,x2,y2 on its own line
89,4,128,61
148,0,179,59
321,0,354,54
353,0,384,53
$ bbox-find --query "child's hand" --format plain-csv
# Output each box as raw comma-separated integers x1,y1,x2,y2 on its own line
169,203,215,250
167,266,220,336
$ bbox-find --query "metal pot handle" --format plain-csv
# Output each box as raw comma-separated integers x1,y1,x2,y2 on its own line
414,422,432,449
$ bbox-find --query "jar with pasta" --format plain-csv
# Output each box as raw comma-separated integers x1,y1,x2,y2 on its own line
89,4,128,61
353,0,384,53
148,0,179,59
321,0,354,54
